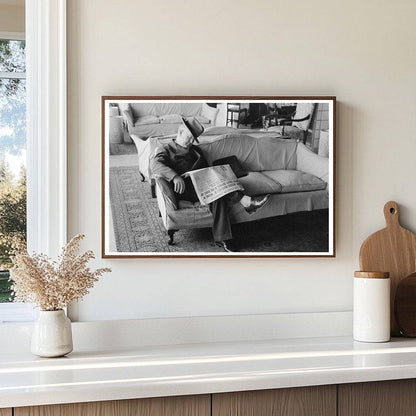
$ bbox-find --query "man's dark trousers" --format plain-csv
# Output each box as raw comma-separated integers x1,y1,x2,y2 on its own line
178,177,234,242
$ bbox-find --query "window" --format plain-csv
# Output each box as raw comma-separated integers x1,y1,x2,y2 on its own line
0,0,67,323
0,35,26,307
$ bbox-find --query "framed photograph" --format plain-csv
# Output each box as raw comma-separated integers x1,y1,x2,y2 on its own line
102,96,336,258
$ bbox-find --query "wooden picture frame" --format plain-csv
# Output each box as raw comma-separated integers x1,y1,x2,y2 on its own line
102,96,336,258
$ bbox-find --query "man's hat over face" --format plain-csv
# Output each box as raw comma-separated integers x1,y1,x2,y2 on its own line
181,117,204,143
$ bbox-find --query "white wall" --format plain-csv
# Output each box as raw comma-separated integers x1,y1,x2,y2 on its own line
67,0,416,322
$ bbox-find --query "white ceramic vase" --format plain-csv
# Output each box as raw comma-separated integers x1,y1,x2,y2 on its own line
31,310,73,357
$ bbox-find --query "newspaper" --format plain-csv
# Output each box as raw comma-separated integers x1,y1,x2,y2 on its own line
184,164,244,205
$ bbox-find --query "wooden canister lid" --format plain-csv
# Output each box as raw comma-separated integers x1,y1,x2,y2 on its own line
354,271,390,279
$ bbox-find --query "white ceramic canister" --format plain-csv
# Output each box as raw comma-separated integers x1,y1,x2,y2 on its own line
353,271,390,343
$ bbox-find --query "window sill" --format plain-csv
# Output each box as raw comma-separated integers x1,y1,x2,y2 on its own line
0,303,35,324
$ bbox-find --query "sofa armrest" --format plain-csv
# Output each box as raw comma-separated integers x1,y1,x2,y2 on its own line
155,178,178,211
123,106,135,129
296,142,329,183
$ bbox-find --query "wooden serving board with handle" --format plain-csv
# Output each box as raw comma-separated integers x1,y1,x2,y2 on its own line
359,201,416,335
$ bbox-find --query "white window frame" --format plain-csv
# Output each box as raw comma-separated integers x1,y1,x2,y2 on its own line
0,0,67,323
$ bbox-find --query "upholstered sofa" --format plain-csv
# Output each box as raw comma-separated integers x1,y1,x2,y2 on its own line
119,102,219,140
153,134,330,245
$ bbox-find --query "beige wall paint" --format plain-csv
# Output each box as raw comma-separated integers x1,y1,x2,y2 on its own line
67,0,416,321
0,4,24,33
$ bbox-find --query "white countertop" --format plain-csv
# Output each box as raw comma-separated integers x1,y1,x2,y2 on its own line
2,336,416,408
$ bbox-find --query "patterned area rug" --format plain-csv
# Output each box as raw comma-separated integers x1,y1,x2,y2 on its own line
109,166,329,253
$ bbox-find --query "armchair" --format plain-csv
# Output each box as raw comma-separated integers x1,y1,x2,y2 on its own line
264,103,316,144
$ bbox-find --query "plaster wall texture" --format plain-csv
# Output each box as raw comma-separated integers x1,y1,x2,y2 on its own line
67,0,416,322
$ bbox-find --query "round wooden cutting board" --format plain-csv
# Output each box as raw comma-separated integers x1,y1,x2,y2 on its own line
359,201,416,336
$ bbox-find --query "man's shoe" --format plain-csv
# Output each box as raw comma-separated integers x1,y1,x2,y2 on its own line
244,194,271,214
215,240,237,252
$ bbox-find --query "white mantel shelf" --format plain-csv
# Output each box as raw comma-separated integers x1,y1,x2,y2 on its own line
3,336,416,409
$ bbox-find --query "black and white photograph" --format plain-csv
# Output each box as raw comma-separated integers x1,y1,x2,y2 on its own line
102,97,335,257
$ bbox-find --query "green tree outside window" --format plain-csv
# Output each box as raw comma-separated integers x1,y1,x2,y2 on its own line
0,38,27,302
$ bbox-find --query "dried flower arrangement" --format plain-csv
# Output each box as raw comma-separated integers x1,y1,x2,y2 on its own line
10,234,111,311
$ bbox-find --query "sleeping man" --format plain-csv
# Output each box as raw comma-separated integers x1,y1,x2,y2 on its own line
150,117,270,252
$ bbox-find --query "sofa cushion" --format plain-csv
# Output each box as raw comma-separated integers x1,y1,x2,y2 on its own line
262,170,326,193
238,172,282,197
159,114,182,124
257,137,297,170
199,135,298,172
195,115,210,124
180,103,203,117
201,103,219,125
154,103,182,117
296,142,329,183
130,123,211,140
129,103,158,117
135,115,160,126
